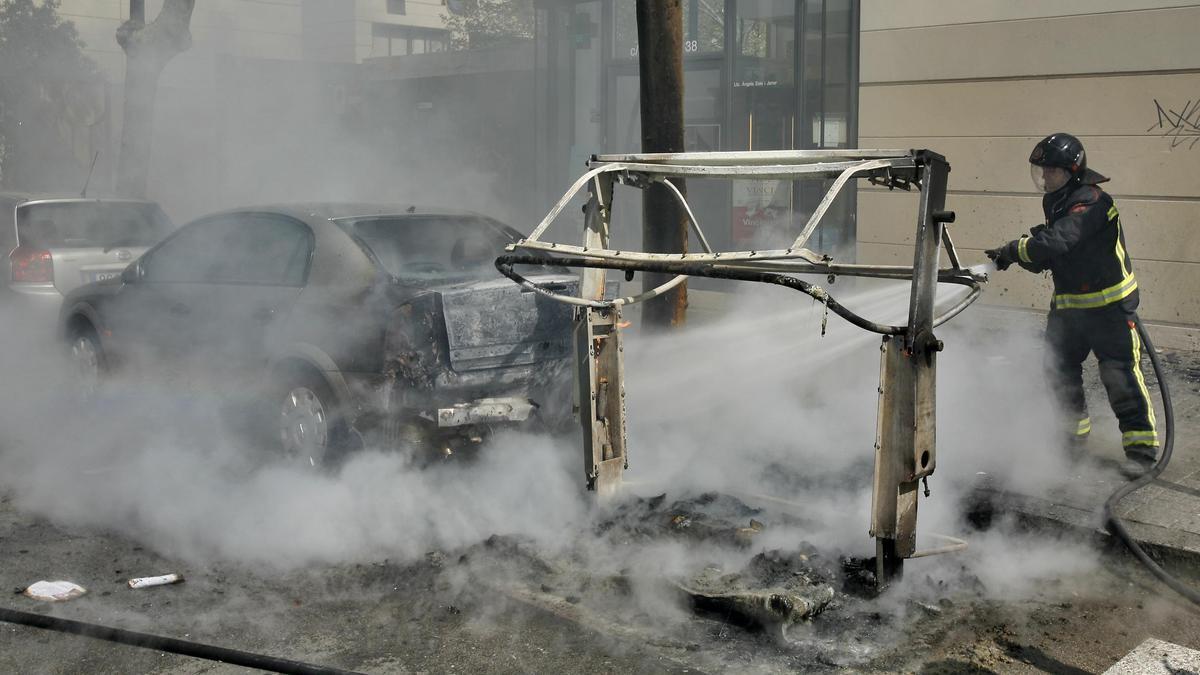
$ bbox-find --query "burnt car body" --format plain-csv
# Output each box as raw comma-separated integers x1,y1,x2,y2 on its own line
58,204,576,464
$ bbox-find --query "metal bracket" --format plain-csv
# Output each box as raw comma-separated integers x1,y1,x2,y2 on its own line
575,306,626,497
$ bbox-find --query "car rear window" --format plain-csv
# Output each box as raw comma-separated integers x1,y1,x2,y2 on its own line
338,215,516,281
15,201,172,249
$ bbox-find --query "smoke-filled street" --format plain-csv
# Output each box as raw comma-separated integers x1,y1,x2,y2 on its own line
3,1,1200,672
3,287,1200,673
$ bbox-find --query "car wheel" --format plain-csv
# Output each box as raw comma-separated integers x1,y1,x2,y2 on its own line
69,326,107,397
276,369,353,468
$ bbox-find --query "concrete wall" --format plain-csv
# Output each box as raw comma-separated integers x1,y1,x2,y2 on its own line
857,1,1200,341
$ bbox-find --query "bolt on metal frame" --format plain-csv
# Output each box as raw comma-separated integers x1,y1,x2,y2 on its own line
495,149,985,584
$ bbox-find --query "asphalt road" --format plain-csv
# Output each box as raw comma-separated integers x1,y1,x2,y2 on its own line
4,475,1200,674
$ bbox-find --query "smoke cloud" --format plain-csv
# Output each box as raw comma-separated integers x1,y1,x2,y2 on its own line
0,278,1075,579
0,5,1105,641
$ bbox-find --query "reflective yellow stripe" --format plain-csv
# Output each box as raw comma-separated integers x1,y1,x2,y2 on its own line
1107,206,1118,221
1123,431,1158,446
1053,274,1138,310
1075,417,1092,435
1130,324,1158,436
1017,236,1032,263
1115,223,1134,279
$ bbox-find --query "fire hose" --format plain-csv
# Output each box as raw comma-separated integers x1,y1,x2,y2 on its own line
1105,318,1200,606
495,254,983,335
0,605,363,674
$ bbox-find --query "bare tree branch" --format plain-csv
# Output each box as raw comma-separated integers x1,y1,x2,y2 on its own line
115,0,195,197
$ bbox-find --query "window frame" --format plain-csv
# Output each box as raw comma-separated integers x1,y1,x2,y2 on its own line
370,22,450,57
138,212,315,288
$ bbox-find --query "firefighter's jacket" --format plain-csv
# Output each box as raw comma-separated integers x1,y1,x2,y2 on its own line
1001,182,1138,312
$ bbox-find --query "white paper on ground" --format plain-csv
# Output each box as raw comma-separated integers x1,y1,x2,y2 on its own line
23,580,87,602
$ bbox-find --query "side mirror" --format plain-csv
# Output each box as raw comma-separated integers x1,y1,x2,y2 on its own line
121,263,141,284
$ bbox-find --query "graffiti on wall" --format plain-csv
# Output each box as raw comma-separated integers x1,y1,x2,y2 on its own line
1148,99,1200,150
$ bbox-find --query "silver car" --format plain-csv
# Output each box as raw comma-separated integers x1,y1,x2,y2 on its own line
2,195,173,323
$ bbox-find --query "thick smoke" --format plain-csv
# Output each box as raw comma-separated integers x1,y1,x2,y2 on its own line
0,277,1075,577
0,4,1105,632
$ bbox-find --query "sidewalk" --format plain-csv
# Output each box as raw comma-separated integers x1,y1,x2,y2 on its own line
971,344,1200,568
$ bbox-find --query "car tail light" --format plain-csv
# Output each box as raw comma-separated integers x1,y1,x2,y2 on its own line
10,246,54,283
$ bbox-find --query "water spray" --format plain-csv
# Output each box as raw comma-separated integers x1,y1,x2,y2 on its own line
966,260,997,282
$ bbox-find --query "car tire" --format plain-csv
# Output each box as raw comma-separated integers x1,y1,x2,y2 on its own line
68,324,107,398
275,367,356,469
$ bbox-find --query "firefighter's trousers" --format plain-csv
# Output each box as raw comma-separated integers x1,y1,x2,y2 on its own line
1045,305,1159,459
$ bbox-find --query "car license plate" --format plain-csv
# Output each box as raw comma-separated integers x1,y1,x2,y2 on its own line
87,271,122,283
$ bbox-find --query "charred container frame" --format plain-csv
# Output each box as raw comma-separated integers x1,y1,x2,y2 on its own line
495,149,984,584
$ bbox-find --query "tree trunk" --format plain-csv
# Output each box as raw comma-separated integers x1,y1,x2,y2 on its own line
115,0,195,198
635,0,688,330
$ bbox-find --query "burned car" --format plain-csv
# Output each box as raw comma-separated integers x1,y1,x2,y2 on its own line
58,204,577,465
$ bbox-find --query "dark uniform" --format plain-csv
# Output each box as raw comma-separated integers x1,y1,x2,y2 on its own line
990,134,1158,468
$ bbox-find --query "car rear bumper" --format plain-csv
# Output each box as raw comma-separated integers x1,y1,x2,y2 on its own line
423,397,538,427
340,359,571,431
2,283,64,328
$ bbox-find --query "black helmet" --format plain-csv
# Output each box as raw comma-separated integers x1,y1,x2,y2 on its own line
1028,133,1108,189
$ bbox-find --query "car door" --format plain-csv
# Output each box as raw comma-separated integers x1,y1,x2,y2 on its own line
103,213,311,382
102,216,231,374
186,212,311,376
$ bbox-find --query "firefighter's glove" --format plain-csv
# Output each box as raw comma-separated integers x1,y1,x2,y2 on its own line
985,246,1014,271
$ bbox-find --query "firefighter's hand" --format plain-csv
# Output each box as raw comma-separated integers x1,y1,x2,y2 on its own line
986,246,1013,271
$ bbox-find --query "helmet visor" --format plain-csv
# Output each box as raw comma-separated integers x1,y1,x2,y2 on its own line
1031,164,1071,193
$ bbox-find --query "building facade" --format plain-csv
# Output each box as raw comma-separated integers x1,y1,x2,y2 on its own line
535,0,860,258
856,1,1200,340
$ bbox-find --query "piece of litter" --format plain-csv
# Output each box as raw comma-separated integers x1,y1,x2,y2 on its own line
128,573,184,589
24,580,87,602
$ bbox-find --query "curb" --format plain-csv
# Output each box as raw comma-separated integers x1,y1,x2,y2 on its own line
967,484,1200,577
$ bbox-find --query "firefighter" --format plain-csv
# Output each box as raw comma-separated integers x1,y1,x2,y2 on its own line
986,132,1158,479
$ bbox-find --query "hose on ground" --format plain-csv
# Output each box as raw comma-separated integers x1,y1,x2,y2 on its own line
1103,317,1200,606
0,605,363,675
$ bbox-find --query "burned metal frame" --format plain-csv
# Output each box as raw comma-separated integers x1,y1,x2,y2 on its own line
495,149,984,585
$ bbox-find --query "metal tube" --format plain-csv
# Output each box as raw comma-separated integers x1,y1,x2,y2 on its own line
525,163,614,242
495,258,687,309
790,158,899,250
509,239,826,265
510,239,981,283
497,254,981,335
525,155,914,243
657,176,713,253
592,149,912,164
607,158,911,179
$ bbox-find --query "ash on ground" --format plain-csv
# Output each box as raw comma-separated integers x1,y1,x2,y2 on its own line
394,491,992,671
